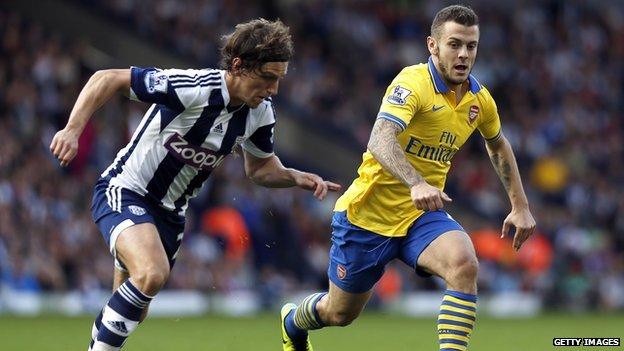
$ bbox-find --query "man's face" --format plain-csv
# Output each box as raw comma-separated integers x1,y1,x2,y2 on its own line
234,62,288,108
428,21,479,86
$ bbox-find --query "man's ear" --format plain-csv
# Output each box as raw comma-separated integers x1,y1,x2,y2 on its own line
427,36,438,55
230,57,243,75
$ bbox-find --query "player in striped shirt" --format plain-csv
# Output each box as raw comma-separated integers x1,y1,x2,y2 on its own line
50,19,340,351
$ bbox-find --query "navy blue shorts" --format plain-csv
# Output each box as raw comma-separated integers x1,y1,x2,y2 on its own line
91,180,185,271
328,210,465,293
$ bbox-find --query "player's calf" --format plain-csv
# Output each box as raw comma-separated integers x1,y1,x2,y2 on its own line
323,311,358,327
289,293,327,333
91,279,154,351
438,290,477,351
88,304,151,350
318,305,360,327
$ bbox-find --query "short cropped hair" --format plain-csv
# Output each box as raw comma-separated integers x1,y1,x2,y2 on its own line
431,5,479,39
220,18,293,72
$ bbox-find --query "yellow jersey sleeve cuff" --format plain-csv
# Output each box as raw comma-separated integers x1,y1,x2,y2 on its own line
377,112,407,131
485,129,502,143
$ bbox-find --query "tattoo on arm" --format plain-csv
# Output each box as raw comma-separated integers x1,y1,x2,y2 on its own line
367,119,423,187
486,134,530,208
489,153,512,191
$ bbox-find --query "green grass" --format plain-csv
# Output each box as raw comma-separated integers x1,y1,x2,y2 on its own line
1,313,623,350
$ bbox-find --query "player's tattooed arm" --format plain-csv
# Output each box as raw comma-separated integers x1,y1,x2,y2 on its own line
485,133,526,205
489,153,512,192
368,118,451,211
485,132,536,250
367,118,424,187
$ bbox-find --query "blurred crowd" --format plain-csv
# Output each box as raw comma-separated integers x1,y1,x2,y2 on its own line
1,0,624,311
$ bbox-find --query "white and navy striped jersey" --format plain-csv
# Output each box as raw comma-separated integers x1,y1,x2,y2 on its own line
101,66,276,216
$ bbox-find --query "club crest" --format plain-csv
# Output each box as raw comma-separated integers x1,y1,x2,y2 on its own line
468,105,479,124
128,205,146,216
337,264,347,280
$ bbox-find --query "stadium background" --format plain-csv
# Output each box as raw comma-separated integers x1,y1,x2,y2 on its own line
0,0,622,350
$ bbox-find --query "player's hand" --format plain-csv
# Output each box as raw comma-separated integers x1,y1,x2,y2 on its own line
410,181,452,211
294,172,342,200
501,207,536,251
50,128,80,167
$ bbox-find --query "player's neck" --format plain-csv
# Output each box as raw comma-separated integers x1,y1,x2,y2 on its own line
432,57,465,100
450,83,469,104
441,77,467,105
224,71,244,106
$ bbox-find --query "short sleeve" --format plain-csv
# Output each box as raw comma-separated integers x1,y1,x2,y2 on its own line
129,67,221,111
242,102,275,158
477,87,502,142
376,68,420,131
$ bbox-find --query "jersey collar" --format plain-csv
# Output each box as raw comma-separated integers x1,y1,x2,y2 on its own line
427,56,482,94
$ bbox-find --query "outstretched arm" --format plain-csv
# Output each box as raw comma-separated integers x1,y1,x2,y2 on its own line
485,133,536,250
50,69,130,166
367,118,451,211
243,151,341,200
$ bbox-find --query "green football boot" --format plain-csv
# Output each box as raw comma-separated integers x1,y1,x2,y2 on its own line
280,303,313,351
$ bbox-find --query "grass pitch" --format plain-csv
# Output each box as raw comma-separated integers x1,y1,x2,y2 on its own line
1,313,622,350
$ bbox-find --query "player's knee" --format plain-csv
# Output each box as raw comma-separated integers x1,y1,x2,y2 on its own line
326,310,358,327
449,255,479,282
132,266,169,294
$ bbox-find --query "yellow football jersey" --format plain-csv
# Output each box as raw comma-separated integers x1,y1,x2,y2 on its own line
335,57,501,236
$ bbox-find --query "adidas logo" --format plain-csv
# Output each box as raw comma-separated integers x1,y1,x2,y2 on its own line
212,123,224,134
107,320,128,334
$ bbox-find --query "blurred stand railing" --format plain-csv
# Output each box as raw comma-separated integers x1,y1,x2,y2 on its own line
0,288,542,318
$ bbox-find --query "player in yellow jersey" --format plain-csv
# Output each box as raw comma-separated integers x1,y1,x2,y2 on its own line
280,4,536,351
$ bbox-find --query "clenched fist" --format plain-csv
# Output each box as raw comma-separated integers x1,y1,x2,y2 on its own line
50,128,80,167
410,181,452,211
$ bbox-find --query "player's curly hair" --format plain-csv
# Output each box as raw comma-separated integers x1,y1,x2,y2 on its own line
220,18,293,72
431,5,479,38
